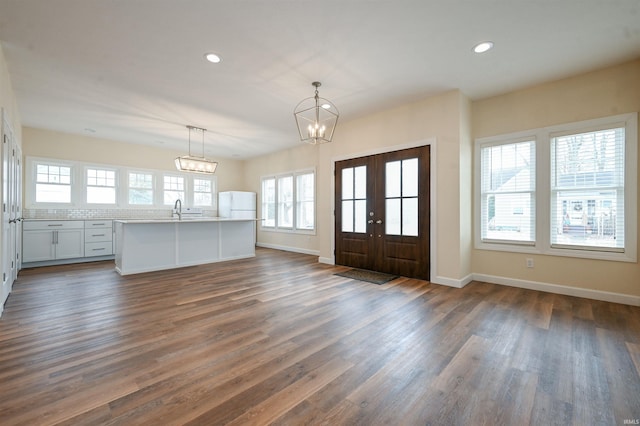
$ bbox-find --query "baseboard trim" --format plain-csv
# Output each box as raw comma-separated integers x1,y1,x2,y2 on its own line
431,274,473,288
473,273,640,306
318,257,334,265
256,242,320,257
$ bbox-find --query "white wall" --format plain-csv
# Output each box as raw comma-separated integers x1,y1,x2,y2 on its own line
0,44,21,139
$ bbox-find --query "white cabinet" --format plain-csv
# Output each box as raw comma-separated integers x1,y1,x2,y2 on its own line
84,220,113,257
115,218,256,275
22,221,85,262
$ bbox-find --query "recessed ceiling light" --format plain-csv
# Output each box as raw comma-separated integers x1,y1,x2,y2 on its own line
473,41,494,53
204,53,222,63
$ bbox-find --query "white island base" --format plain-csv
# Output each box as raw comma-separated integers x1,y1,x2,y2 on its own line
114,218,256,275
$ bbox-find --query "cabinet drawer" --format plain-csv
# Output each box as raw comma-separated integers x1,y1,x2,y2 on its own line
85,241,113,257
85,229,113,243
23,220,84,231
85,220,113,230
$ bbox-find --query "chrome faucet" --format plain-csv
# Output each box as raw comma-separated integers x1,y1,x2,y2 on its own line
174,199,182,220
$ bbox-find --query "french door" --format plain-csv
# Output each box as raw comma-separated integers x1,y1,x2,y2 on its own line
335,145,430,280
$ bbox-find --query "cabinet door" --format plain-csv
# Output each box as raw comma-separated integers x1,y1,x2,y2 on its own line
56,229,84,259
22,231,55,262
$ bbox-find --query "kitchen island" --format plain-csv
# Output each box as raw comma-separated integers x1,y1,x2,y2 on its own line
114,218,256,275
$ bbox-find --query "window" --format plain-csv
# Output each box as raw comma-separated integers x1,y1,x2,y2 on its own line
479,140,535,243
163,175,184,205
35,163,72,203
278,175,293,228
128,172,154,205
475,113,637,262
261,170,315,232
262,178,276,227
193,178,214,207
550,127,625,251
296,172,315,230
86,168,116,204
27,157,219,211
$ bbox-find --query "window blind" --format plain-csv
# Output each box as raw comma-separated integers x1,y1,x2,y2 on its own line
550,126,625,251
480,140,535,244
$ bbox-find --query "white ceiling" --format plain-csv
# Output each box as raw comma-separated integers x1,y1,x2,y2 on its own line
1,1,639,159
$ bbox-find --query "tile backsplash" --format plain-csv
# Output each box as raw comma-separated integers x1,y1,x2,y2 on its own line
23,208,216,220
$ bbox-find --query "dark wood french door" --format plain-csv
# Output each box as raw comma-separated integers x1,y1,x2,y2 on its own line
335,145,430,280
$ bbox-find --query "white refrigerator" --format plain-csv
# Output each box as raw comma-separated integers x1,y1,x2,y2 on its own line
218,191,256,219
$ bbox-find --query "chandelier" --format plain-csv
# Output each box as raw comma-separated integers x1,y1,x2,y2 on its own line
174,125,218,174
294,81,339,144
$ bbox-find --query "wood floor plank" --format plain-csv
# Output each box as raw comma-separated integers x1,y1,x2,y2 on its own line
0,248,639,425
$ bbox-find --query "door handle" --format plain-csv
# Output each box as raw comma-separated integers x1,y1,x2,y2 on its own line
376,220,383,224
367,220,374,224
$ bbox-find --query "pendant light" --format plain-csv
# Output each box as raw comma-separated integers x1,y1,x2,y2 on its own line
174,125,218,174
294,81,339,144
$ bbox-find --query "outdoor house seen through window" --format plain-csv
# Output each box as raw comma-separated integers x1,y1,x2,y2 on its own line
475,113,637,262
551,127,625,251
480,140,535,244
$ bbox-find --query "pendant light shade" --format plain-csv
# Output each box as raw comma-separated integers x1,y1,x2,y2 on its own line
294,81,339,144
175,125,218,174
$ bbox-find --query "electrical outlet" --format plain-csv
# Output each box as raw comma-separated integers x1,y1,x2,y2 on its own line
526,258,534,268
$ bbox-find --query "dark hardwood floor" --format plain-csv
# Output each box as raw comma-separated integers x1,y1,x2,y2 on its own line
0,247,639,425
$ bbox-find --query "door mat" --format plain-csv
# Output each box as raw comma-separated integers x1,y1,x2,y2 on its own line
334,268,399,285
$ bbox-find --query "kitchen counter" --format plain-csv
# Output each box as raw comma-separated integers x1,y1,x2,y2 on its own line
114,218,257,275
115,217,252,223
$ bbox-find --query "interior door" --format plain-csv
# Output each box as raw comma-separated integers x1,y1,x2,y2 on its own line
2,129,11,307
335,145,430,280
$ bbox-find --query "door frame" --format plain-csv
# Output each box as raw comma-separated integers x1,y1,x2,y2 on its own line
328,138,438,281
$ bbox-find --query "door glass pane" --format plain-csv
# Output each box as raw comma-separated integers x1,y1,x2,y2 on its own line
354,200,367,233
386,198,401,235
402,158,418,197
342,168,353,199
403,198,418,236
354,166,367,199
341,165,367,234
342,200,354,232
386,161,401,197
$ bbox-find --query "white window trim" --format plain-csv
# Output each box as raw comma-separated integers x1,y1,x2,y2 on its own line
25,156,218,210
162,174,187,206
474,112,637,263
191,177,216,208
260,168,316,235
85,165,118,206
478,136,537,246
29,158,75,207
126,170,156,207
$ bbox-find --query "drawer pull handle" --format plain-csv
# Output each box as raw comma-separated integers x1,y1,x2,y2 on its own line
47,224,63,227
92,234,105,237
92,248,106,251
